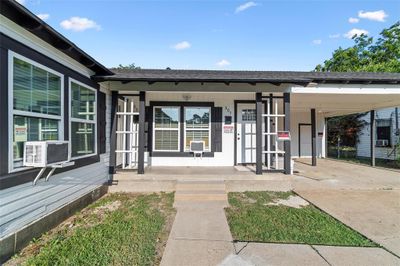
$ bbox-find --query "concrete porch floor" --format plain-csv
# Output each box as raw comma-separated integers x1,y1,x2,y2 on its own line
109,166,293,193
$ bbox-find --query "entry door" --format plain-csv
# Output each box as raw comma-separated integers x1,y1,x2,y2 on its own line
237,104,257,164
299,125,312,157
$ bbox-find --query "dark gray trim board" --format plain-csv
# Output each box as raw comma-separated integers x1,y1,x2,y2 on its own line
256,93,263,175
283,93,291,175
109,91,118,175
370,110,376,167
0,33,103,190
1,0,112,76
311,108,317,166
138,91,146,174
0,184,108,263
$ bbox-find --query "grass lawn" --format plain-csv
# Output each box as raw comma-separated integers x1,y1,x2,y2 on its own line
6,192,175,266
225,191,376,247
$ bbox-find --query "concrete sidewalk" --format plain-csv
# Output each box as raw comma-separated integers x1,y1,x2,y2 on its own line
160,180,234,266
159,178,399,266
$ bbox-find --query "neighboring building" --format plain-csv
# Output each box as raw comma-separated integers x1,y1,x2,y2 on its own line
357,107,400,160
1,1,400,262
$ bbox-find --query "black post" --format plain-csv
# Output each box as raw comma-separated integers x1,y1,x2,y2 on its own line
256,92,263,175
370,110,376,167
283,93,291,175
311,108,317,166
138,91,146,174
109,91,118,178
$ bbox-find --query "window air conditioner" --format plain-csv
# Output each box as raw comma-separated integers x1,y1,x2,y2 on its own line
23,141,70,168
376,139,389,147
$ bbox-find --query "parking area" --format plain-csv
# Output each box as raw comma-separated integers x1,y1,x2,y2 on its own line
293,159,400,256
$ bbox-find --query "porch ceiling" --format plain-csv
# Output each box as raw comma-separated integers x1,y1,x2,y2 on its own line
292,93,400,116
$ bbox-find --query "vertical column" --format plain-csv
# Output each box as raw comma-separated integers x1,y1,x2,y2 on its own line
370,110,376,167
311,108,317,166
138,91,146,174
109,91,118,177
256,92,263,175
0,47,8,175
283,93,291,175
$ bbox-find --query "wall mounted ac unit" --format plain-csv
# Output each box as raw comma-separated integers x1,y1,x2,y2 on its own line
376,139,389,147
23,141,70,168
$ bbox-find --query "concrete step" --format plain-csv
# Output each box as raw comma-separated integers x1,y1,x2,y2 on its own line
109,180,176,193
174,193,228,202
176,183,226,191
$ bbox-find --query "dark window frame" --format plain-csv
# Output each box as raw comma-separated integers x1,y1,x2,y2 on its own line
0,33,103,190
148,101,215,157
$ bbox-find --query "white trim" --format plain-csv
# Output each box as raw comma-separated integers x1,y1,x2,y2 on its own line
8,52,64,173
291,86,400,94
0,14,94,77
183,106,211,152
152,106,180,152
69,78,98,160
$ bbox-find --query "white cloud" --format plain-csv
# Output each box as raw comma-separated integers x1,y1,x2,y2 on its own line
171,41,191,50
358,10,388,22
329,33,341,39
37,13,50,21
348,17,359,23
216,59,231,67
16,0,25,5
235,2,258,13
60,17,101,32
344,28,369,39
312,39,322,45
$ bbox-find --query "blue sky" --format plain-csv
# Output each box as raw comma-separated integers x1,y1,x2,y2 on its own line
18,0,399,71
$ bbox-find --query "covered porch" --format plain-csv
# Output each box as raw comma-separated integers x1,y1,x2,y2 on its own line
95,69,400,178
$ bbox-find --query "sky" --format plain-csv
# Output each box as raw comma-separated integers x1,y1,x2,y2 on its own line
17,0,400,71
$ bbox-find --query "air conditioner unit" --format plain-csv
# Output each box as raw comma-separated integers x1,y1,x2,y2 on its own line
23,141,70,168
376,139,389,147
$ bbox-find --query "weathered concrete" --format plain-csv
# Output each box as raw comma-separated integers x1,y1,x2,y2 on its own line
160,180,234,266
314,246,400,266
294,159,400,256
233,242,329,266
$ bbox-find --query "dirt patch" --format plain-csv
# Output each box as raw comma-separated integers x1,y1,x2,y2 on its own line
266,195,309,209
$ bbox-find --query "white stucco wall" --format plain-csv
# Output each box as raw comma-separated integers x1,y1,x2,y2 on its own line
143,92,325,166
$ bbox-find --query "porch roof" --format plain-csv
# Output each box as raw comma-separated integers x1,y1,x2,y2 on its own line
94,69,400,85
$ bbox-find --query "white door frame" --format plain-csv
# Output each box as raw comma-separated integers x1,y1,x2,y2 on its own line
236,103,257,164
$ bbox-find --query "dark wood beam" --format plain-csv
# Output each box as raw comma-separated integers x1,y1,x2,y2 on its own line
283,93,291,175
108,91,118,178
256,92,263,175
311,108,317,166
138,91,146,174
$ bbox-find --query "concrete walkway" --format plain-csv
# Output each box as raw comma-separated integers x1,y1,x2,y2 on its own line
159,178,400,266
160,180,234,266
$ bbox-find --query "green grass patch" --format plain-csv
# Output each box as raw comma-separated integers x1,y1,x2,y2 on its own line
225,191,376,247
7,192,175,266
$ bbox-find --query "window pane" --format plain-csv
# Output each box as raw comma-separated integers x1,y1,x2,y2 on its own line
185,130,209,151
71,83,95,121
13,57,61,115
154,130,179,151
71,122,95,157
185,107,210,128
154,107,179,128
13,116,59,162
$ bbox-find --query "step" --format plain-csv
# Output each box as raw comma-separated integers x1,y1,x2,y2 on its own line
174,193,228,202
176,183,226,191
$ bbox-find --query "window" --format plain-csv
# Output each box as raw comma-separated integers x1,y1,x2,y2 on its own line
184,107,211,151
69,79,97,158
153,107,180,151
376,119,391,147
10,53,63,170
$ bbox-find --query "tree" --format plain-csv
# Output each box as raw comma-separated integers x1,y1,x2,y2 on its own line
315,21,400,72
316,22,400,154
114,63,140,70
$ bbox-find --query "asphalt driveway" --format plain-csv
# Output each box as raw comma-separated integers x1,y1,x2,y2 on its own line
293,159,400,256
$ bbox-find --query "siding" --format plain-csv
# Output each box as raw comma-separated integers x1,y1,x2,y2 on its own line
0,88,111,239
356,107,400,160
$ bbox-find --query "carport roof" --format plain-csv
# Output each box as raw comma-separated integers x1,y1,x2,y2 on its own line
94,69,400,85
